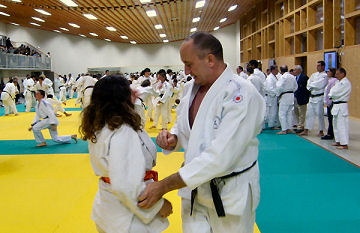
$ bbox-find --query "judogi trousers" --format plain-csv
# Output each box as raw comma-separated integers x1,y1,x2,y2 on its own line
305,101,325,131
333,114,349,145
32,120,72,144
267,96,279,128
146,97,154,120
279,103,294,131
25,91,33,112
181,190,255,233
2,96,18,115
153,102,169,129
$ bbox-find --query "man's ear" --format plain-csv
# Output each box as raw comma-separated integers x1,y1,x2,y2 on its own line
207,54,216,67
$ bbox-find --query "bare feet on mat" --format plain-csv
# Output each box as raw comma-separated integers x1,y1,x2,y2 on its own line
71,134,78,143
149,126,156,129
64,112,72,117
56,113,62,117
36,142,47,147
317,131,324,137
331,142,340,146
337,145,348,149
150,118,154,122
276,131,287,135
298,129,308,136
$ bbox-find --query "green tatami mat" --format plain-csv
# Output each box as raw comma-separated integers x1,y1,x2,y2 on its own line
0,140,88,155
256,130,360,233
0,138,183,155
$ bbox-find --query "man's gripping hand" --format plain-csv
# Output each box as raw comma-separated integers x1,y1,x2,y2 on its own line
156,130,178,150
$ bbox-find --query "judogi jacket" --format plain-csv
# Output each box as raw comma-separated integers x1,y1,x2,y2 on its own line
1,82,16,101
34,99,59,126
307,71,328,103
89,125,168,233
276,72,298,105
167,64,265,216
328,77,352,117
248,73,265,97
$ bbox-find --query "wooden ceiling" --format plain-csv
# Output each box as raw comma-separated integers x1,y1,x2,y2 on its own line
0,0,260,44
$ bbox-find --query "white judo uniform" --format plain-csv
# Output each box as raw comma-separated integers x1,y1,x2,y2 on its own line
75,75,98,108
238,71,249,80
248,73,265,97
67,76,76,98
328,77,352,145
152,81,172,129
276,72,298,131
23,78,35,112
265,73,279,127
32,99,72,144
89,125,169,233
35,78,55,96
59,78,67,102
165,65,265,233
305,71,328,131
135,86,158,126
1,82,18,115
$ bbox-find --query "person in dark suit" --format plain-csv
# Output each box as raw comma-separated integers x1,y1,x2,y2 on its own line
293,65,310,132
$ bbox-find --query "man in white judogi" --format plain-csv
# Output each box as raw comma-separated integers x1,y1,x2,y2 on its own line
74,74,98,108
35,74,54,97
28,90,77,147
276,65,298,134
1,79,18,116
67,74,76,99
265,65,280,129
138,32,265,233
23,74,35,112
236,66,248,80
150,70,172,130
299,61,328,136
249,60,266,84
247,67,265,97
329,68,352,149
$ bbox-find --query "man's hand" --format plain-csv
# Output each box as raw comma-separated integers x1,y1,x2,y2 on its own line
159,199,173,218
51,124,57,131
156,130,178,150
138,182,165,209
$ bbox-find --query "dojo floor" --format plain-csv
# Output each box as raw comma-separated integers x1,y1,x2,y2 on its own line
1,99,359,233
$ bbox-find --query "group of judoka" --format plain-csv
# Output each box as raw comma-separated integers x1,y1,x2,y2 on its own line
236,60,352,149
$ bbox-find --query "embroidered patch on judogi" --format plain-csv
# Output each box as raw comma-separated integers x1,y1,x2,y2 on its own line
233,94,243,103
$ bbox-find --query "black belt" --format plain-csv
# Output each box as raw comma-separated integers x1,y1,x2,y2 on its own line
190,160,257,217
279,91,293,99
3,91,14,100
310,93,324,98
333,101,347,104
83,85,94,93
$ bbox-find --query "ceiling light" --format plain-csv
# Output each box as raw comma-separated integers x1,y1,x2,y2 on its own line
146,9,157,17
0,4,7,8
0,12,10,17
105,38,111,42
190,27,197,32
106,26,116,31
30,22,40,26
163,39,169,43
11,22,19,26
214,26,220,31
130,41,136,44
228,5,237,11
89,32,98,36
32,17,45,22
140,0,151,3
195,0,205,8
120,35,128,39
35,9,51,16
83,13,97,20
68,23,80,28
59,27,69,31
192,17,200,23
79,34,86,37
154,24,163,29
59,0,78,7
160,34,166,38
220,18,227,23
12,0,22,2
53,30,61,33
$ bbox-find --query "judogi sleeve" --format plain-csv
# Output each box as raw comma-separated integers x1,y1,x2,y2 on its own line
307,74,328,91
179,90,265,190
108,126,164,224
328,80,351,99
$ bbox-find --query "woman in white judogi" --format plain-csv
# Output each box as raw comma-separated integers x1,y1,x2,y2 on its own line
328,68,352,149
1,79,18,116
28,90,77,147
79,75,171,233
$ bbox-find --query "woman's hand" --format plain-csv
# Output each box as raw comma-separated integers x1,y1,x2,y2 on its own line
158,199,173,218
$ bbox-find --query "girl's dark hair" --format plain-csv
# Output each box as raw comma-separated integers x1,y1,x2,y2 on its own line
79,75,142,143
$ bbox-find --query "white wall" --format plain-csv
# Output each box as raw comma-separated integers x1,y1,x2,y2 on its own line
1,21,239,75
